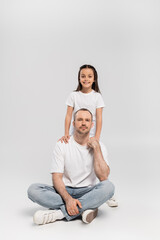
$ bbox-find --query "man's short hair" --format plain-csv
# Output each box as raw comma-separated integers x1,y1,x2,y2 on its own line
73,108,93,121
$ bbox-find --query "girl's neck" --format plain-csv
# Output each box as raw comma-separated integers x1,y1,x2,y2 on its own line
81,88,93,94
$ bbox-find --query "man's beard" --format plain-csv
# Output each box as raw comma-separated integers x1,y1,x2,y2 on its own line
76,127,90,135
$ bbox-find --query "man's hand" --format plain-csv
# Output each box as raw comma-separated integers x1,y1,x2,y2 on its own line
87,137,100,149
66,197,82,216
58,135,70,144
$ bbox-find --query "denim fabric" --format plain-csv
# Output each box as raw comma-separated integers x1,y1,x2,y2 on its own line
27,180,115,221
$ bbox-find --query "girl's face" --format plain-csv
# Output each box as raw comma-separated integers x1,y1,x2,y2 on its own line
79,68,94,91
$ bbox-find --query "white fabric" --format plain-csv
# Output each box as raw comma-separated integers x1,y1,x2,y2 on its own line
66,90,105,137
50,136,109,188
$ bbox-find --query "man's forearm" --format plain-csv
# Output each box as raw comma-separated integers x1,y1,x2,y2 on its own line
93,145,110,181
52,174,72,202
52,173,82,216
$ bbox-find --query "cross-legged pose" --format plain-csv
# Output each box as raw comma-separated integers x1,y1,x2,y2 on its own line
27,109,115,225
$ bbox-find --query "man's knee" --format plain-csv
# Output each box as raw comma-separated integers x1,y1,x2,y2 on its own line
101,180,115,199
27,183,40,201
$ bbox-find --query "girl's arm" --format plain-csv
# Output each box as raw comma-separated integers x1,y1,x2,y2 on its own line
95,107,103,140
65,106,73,135
58,106,73,143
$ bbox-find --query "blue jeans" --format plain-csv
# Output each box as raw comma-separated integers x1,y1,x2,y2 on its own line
27,180,115,221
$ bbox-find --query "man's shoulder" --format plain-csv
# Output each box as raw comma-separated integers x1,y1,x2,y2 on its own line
55,137,73,150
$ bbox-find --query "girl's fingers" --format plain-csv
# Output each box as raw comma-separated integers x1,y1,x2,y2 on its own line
58,136,70,144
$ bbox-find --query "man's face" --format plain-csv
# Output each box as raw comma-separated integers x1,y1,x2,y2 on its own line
73,110,93,135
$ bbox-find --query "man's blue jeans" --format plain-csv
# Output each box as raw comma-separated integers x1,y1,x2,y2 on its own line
27,180,115,221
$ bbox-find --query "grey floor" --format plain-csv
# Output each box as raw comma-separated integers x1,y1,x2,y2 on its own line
1,144,160,240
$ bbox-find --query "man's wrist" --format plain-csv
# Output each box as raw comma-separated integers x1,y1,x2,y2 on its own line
64,195,72,203
93,141,100,150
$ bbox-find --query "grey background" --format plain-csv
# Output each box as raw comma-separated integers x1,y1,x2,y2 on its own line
1,0,160,239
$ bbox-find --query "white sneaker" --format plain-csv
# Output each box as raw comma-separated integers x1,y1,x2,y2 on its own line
33,209,64,225
107,196,118,207
82,208,98,224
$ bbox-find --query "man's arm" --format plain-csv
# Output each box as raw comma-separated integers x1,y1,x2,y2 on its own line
52,173,82,215
87,138,110,181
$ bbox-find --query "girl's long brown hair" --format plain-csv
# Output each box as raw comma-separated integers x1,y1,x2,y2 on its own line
75,64,101,93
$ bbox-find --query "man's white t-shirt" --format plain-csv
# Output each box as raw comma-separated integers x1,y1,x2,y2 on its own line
50,136,109,188
66,90,105,137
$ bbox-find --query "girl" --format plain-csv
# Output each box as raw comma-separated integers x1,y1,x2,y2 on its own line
59,64,104,143
59,64,118,207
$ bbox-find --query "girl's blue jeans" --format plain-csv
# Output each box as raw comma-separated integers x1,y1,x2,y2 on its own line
27,179,115,221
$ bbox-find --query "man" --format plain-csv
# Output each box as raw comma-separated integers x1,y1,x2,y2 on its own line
27,108,115,225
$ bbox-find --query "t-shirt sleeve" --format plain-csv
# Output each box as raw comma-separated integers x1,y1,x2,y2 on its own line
50,142,64,173
65,92,75,107
96,93,105,108
100,142,109,166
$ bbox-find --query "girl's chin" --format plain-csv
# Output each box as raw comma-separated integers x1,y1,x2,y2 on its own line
81,86,92,91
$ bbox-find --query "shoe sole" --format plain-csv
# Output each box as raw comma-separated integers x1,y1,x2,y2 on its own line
82,209,98,223
107,201,118,207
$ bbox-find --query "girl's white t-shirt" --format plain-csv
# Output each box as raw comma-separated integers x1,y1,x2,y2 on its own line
66,90,105,137
50,136,109,187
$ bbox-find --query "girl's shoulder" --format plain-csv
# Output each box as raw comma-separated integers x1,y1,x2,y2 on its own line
67,91,78,97
93,91,102,95
93,91,104,99
70,90,79,95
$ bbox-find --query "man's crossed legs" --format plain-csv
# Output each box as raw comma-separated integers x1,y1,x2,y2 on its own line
27,179,115,225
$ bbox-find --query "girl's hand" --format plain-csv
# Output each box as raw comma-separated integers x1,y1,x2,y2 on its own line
89,136,99,141
58,135,70,144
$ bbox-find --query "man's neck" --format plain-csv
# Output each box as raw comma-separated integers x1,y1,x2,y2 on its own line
73,132,89,146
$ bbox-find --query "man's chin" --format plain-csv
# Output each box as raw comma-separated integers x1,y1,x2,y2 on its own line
77,130,90,135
